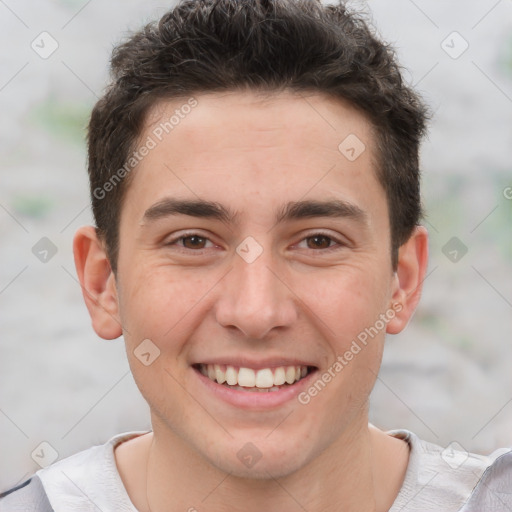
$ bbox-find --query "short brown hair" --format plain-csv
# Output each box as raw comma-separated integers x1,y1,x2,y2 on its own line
87,0,428,272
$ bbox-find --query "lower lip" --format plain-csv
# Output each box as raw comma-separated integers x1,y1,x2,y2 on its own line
192,367,318,410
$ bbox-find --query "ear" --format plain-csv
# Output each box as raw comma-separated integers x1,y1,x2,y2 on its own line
73,226,123,340
386,226,429,334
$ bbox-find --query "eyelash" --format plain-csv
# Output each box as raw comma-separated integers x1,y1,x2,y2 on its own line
296,233,345,252
165,231,346,254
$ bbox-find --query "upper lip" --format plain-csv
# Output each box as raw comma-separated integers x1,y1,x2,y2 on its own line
192,357,318,370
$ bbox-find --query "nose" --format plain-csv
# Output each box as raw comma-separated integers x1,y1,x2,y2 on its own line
214,248,298,339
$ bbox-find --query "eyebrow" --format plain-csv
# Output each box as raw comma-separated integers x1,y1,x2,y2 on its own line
275,199,367,225
142,198,368,226
142,198,238,224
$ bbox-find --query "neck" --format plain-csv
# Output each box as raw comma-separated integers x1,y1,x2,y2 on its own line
141,415,406,512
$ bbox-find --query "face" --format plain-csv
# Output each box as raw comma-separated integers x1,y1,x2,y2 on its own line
91,91,417,478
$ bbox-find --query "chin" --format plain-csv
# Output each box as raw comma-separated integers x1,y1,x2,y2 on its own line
202,433,317,480
217,451,310,481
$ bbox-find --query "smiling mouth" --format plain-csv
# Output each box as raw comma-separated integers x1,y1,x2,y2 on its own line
193,363,317,392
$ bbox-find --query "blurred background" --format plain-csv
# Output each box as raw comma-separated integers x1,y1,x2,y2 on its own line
0,0,511,491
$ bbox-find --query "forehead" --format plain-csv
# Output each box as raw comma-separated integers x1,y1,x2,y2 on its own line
123,90,384,222
144,90,374,158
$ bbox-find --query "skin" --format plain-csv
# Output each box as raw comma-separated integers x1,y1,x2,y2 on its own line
74,90,428,512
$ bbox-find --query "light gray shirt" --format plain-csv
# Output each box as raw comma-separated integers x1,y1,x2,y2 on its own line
1,429,511,511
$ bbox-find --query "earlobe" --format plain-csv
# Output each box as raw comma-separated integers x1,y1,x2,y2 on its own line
73,226,123,340
386,226,429,335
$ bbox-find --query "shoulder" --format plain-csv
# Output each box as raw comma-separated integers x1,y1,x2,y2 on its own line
0,475,53,511
388,429,512,512
459,449,512,511
0,431,149,512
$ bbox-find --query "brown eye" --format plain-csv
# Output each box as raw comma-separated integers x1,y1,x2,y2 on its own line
306,235,333,249
181,235,208,249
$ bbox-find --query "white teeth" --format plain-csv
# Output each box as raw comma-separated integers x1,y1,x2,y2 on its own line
200,364,310,389
223,385,281,393
255,368,274,388
214,364,226,384
238,367,255,387
273,367,286,386
285,366,296,384
225,365,238,386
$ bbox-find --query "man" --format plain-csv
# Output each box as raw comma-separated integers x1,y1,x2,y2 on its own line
1,0,510,510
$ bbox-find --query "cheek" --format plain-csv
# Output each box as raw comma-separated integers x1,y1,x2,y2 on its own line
301,267,390,402
303,265,390,338
302,277,388,409
117,267,203,412
118,263,215,347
